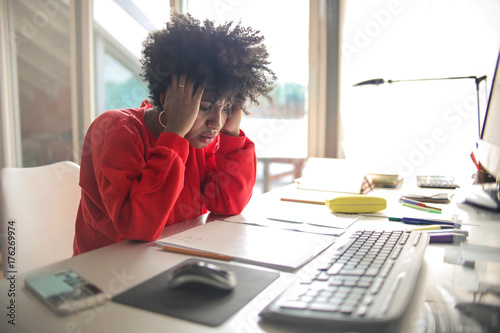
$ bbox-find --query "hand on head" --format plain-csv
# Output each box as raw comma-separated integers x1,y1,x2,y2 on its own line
221,104,243,137
161,74,204,137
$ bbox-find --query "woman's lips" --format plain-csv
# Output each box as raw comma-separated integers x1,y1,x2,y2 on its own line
199,132,216,144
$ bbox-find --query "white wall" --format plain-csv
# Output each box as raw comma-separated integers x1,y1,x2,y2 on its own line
340,0,500,178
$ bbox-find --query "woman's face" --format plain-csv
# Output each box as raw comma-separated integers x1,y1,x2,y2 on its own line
184,92,230,148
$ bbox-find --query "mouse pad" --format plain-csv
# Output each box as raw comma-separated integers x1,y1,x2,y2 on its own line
112,259,280,327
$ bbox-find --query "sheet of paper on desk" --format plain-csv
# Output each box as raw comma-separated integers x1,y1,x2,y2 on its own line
297,158,365,193
156,221,336,272
266,201,357,229
224,200,356,236
224,215,346,236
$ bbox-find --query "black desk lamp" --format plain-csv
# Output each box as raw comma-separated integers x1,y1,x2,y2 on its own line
353,75,487,138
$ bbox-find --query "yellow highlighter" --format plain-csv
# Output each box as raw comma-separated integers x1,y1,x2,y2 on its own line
406,225,444,231
325,195,387,213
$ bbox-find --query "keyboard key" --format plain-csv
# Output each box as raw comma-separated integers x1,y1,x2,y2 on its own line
327,263,344,275
340,303,356,314
279,301,309,310
310,303,340,312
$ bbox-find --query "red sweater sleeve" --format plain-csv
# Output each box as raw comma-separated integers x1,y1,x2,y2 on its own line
88,111,189,242
202,130,256,215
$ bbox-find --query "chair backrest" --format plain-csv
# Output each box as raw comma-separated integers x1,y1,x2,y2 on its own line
0,161,81,276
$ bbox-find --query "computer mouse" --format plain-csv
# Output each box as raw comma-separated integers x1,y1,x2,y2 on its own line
166,261,237,291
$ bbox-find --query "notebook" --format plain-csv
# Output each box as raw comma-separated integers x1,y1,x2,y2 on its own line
156,220,336,272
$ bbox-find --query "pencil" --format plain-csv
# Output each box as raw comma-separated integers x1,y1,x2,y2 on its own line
407,225,444,231
280,197,324,205
157,245,232,261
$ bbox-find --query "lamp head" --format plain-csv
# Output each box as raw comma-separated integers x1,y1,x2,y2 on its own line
352,78,385,87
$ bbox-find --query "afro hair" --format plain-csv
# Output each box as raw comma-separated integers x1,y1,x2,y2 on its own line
140,12,277,114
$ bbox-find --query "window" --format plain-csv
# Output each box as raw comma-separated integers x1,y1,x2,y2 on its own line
5,0,73,167
93,0,166,115
185,0,310,192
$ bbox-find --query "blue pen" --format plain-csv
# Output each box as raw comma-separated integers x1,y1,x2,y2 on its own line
401,217,460,227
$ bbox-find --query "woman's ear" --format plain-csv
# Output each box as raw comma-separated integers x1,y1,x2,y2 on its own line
160,91,166,108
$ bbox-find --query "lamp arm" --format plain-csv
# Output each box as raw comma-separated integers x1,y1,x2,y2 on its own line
387,76,481,84
356,75,488,139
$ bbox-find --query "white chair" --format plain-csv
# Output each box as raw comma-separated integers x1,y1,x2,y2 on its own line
0,161,81,276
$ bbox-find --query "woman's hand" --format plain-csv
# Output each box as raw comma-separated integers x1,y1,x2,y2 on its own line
161,74,204,137
221,104,243,137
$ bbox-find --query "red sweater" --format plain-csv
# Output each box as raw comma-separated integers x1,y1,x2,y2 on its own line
73,101,256,255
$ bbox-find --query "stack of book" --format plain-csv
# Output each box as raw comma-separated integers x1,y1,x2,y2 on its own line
366,173,403,188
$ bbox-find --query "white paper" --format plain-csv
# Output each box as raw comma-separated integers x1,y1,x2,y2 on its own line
225,200,356,236
157,220,336,271
265,200,358,229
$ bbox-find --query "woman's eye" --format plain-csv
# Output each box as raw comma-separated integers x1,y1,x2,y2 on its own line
200,106,211,111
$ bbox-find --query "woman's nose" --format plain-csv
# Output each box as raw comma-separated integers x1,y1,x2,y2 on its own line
207,106,224,130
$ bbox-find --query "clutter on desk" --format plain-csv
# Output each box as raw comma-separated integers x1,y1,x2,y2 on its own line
400,197,442,212
441,244,500,331
365,173,403,188
416,283,499,333
463,183,500,211
416,175,460,189
455,302,500,332
470,151,497,184
405,227,470,244
399,217,461,228
401,192,450,204
24,269,111,316
393,192,462,222
472,171,497,184
425,229,469,237
428,232,468,244
379,194,459,223
408,225,454,231
402,202,442,214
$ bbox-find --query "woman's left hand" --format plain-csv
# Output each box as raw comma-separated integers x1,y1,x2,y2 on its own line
221,104,243,137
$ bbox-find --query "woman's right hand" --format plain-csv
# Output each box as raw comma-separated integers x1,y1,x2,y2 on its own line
161,74,204,137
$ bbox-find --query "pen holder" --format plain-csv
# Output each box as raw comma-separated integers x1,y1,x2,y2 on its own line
472,171,496,185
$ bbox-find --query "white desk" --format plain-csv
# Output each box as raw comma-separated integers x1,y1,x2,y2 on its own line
1,181,499,333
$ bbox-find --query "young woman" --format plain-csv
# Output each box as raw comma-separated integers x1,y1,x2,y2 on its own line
73,13,276,255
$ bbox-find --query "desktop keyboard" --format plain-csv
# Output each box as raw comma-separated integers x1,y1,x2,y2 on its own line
260,229,429,332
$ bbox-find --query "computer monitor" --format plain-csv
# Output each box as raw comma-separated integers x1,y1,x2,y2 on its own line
478,49,500,181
